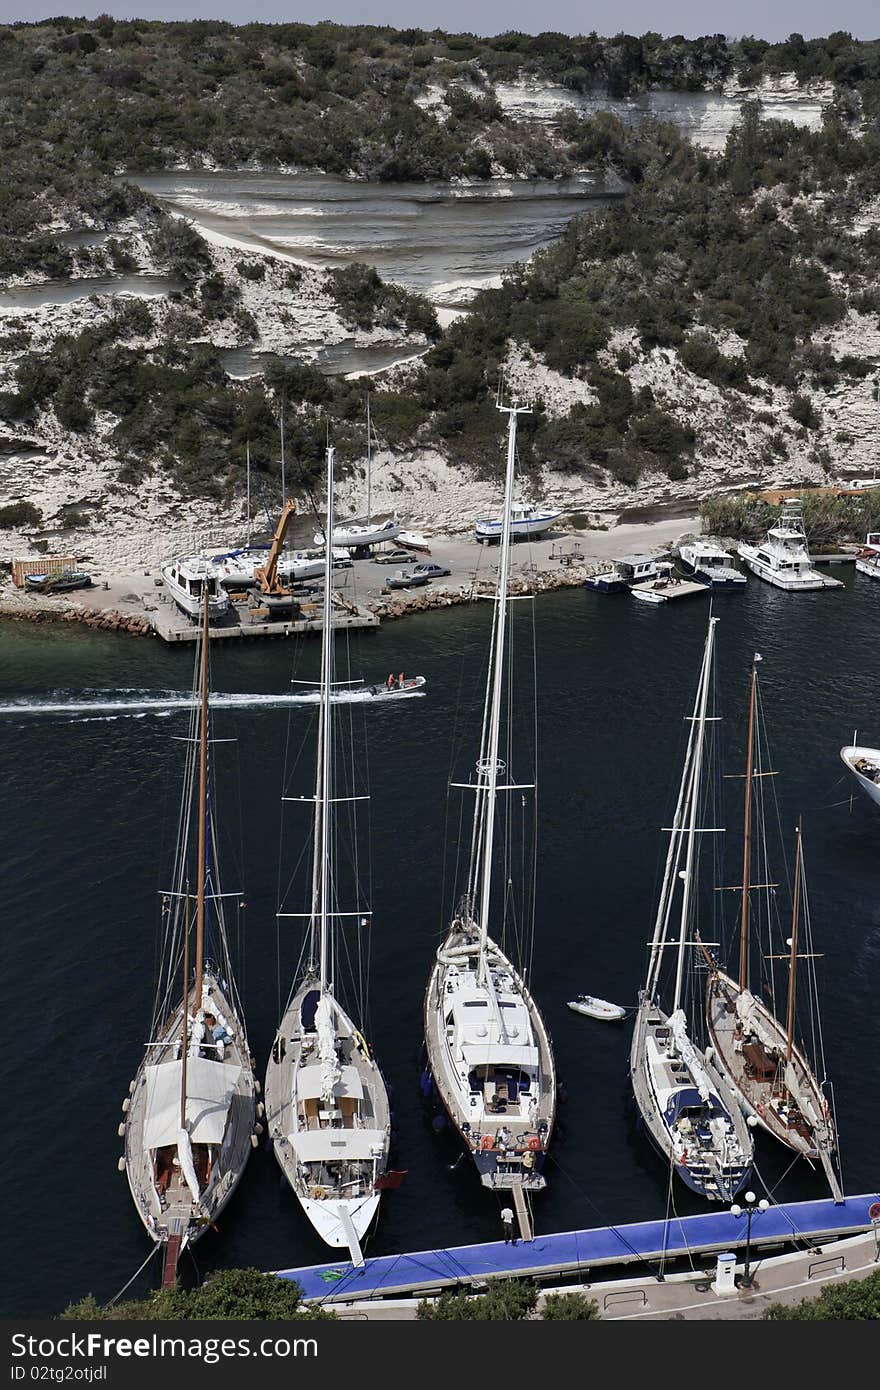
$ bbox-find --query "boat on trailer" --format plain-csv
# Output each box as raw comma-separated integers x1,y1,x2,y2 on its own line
474,501,561,543
425,403,556,1198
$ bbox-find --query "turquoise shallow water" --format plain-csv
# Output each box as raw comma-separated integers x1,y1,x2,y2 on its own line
2,573,879,1314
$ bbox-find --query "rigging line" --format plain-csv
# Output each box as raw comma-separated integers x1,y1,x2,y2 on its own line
102,1243,160,1309
542,1151,668,1283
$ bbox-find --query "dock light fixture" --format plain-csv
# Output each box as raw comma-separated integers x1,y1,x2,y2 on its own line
731,1191,770,1288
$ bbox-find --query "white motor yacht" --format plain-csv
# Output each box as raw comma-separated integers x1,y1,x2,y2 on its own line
679,539,746,588
162,557,230,619
474,501,560,543
736,500,842,591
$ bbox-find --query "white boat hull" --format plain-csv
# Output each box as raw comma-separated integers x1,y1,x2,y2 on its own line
840,745,880,808
737,548,840,590
299,1193,381,1249
567,996,626,1021
475,513,560,542
314,519,400,549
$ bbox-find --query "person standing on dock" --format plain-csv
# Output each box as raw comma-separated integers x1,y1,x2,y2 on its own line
501,1206,516,1245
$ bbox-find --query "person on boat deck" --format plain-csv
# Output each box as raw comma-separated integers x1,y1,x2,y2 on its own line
386,673,395,689
398,672,406,687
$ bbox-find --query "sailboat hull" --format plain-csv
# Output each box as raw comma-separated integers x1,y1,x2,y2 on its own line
706,971,840,1196
265,977,390,1250
123,971,256,1249
424,929,555,1192
630,998,753,1203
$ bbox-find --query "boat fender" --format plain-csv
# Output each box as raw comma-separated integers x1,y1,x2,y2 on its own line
480,1134,495,1150
117,1157,126,1172
254,1079,261,1094
756,1103,766,1120
255,1123,263,1136
250,1134,259,1149
256,1102,264,1118
681,1149,688,1167
121,1098,129,1113
117,1122,126,1138
526,1136,541,1151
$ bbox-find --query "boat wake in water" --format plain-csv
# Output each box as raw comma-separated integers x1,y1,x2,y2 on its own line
0,687,425,720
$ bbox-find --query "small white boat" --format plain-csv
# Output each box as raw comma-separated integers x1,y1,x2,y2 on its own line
840,744,880,809
366,675,426,697
162,557,230,618
567,995,627,1021
855,533,880,580
737,500,843,591
474,502,560,543
313,517,400,550
397,531,431,552
679,539,746,588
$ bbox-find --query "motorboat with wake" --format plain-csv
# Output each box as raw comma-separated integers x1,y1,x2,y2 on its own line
424,402,556,1199
705,658,841,1201
630,616,753,1201
121,592,256,1284
265,445,391,1267
736,500,842,591
366,675,426,697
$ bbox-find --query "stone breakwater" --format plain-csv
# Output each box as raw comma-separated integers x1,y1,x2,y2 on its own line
0,598,152,635
366,562,590,621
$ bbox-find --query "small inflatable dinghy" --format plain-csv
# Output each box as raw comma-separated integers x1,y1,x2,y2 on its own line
567,995,627,1021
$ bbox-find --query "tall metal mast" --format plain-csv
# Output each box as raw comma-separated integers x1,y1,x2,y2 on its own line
365,391,372,527
317,447,335,995
476,402,529,983
194,590,209,1008
672,616,718,1013
786,819,803,1064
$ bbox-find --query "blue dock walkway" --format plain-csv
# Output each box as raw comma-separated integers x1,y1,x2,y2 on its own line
275,1192,880,1303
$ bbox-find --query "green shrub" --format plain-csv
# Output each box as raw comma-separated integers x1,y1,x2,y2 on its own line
789,393,820,429
418,1279,539,1321
0,501,42,527
542,1291,600,1319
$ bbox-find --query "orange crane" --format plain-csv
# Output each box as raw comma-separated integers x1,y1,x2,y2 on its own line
252,499,297,597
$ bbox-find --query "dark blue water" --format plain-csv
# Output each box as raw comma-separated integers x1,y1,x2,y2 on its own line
2,573,880,1315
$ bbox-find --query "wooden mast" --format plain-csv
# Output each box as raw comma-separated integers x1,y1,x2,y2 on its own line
738,659,758,991
786,819,802,1064
194,589,209,1010
180,891,190,1131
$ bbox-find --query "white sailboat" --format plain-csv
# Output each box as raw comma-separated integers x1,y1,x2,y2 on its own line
630,616,754,1202
265,445,391,1267
840,743,880,808
122,593,256,1284
313,393,400,550
705,657,842,1201
424,403,556,1196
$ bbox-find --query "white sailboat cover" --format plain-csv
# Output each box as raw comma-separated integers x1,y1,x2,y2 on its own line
176,1126,201,1202
668,1009,711,1102
143,1057,242,1148
735,989,782,1054
316,995,342,1100
288,1129,387,1161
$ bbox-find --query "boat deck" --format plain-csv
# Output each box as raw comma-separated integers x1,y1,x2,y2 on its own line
631,576,707,602
274,1191,880,1303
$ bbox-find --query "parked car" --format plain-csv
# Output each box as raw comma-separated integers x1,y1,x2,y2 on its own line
374,548,414,565
384,569,430,590
411,562,451,579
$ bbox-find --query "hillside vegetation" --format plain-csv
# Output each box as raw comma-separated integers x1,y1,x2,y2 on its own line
2,21,880,511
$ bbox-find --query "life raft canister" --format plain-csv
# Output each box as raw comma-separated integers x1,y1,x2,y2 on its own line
480,1134,494,1150
527,1136,541,1151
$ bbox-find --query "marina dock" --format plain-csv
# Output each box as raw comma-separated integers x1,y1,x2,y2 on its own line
148,592,379,642
274,1191,880,1305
